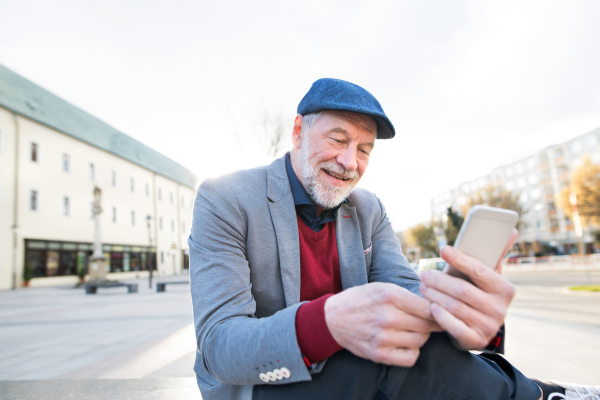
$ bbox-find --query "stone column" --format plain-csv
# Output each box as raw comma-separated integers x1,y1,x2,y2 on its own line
89,186,108,281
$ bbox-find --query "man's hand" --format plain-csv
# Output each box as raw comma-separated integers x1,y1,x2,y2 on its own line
324,282,442,367
419,229,519,350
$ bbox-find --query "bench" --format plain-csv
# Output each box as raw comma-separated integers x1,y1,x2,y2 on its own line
157,281,189,292
85,281,138,294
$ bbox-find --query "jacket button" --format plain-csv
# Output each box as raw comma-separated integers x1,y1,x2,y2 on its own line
259,373,269,382
273,369,283,380
280,367,291,378
266,371,276,381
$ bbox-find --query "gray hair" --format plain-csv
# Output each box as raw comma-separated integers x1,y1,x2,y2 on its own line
299,112,323,139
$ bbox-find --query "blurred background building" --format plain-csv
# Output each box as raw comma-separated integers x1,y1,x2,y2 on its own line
0,64,198,290
431,128,600,256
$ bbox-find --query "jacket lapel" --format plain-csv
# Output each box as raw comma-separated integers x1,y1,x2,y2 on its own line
336,202,369,289
267,155,301,307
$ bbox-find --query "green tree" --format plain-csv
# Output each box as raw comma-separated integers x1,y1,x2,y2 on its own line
462,184,523,226
408,223,439,258
445,207,464,246
558,157,600,225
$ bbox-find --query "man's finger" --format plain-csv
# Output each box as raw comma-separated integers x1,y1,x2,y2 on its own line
495,228,519,274
374,285,437,322
420,284,500,338
419,272,503,319
374,330,431,349
383,308,444,333
429,303,490,350
441,246,505,293
372,347,420,367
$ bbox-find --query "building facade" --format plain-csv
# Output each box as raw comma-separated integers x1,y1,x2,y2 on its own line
430,128,600,256
0,64,198,289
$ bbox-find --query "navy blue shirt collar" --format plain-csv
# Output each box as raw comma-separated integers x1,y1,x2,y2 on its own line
285,153,344,232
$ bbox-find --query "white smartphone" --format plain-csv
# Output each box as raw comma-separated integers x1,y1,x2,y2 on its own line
443,205,519,284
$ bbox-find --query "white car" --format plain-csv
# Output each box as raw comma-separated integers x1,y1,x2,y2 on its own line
417,258,448,275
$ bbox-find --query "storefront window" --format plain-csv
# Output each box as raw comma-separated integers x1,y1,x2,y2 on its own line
24,240,156,278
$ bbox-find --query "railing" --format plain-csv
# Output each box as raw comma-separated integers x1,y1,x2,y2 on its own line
503,254,600,271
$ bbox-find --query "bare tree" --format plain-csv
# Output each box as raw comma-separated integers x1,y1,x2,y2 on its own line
255,105,290,157
228,103,292,158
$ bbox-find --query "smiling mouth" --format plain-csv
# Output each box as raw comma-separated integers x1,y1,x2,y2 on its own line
323,169,351,181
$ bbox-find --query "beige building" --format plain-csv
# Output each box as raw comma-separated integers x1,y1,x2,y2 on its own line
431,128,600,256
0,64,198,289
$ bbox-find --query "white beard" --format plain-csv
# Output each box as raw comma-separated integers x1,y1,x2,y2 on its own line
297,139,360,210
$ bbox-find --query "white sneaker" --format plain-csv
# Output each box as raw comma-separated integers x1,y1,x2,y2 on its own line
547,381,600,400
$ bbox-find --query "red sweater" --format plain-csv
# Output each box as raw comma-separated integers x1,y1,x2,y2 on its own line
294,216,343,365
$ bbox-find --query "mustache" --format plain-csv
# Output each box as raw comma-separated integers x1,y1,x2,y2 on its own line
318,161,359,181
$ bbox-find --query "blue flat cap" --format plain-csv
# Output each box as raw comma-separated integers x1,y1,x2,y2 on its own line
297,78,395,139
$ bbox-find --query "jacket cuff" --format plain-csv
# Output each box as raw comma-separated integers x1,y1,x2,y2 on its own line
295,294,343,364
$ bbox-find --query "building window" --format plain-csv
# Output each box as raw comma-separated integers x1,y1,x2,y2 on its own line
159,217,163,230
24,239,156,278
181,196,184,207
569,140,583,154
515,163,524,174
536,220,545,229
63,154,70,172
158,188,162,200
112,171,116,187
170,192,173,204
31,142,38,162
63,197,70,216
112,207,117,223
130,178,135,192
554,148,564,158
145,183,149,197
585,133,599,148
90,163,95,180
171,219,175,232
160,251,164,264
131,211,135,226
30,190,38,210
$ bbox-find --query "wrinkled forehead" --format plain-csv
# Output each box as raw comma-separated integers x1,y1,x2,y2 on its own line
319,110,377,136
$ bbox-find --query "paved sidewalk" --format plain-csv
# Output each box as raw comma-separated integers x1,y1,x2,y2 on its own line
0,271,599,399
0,274,196,381
0,378,198,400
504,271,600,383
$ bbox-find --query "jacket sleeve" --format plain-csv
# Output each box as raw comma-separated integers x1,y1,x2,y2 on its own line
366,195,422,295
188,178,313,386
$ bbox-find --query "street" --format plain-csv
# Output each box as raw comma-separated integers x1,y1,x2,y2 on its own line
504,270,600,383
0,271,599,398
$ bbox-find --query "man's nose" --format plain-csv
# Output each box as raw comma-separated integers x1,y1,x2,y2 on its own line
336,147,358,172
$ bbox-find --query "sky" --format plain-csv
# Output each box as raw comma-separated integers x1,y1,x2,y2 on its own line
1,0,600,231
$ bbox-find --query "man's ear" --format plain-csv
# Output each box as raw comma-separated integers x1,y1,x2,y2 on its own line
291,114,303,149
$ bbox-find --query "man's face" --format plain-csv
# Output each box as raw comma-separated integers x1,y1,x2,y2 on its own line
293,111,377,210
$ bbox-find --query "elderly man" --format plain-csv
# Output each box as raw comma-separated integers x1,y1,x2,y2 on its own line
189,78,598,400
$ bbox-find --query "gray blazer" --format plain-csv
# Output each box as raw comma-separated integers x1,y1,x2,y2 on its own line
189,154,421,400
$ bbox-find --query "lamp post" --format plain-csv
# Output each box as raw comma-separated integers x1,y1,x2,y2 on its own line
570,192,592,285
569,192,584,254
146,214,153,288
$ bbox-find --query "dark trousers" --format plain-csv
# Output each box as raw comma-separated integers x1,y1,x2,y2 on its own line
253,333,541,400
